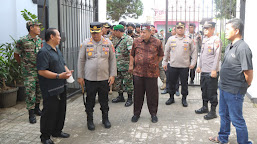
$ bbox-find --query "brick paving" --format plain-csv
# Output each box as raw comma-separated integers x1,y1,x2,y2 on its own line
0,84,256,144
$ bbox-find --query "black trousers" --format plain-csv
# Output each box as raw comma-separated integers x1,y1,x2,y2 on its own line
133,76,158,116
168,66,189,96
165,63,179,91
190,65,196,81
84,79,109,113
40,90,67,139
200,72,219,107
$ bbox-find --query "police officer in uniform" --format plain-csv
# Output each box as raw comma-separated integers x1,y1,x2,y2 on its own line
77,22,117,131
163,22,197,107
102,22,112,38
111,25,134,107
14,21,42,124
195,21,221,120
188,23,202,84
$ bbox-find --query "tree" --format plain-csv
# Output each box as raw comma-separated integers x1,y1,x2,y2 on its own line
107,0,144,21
214,0,237,19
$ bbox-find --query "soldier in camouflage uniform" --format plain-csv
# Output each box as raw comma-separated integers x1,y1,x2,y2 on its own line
14,21,42,124
111,24,134,107
108,25,119,94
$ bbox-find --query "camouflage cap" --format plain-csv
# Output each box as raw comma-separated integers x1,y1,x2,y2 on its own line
26,21,42,27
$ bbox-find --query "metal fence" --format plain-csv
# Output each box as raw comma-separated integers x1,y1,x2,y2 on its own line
157,0,243,86
57,0,96,95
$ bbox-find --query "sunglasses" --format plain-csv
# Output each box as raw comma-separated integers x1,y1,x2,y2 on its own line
177,27,184,29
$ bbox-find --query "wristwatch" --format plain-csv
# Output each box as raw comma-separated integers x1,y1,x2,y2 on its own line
56,74,59,79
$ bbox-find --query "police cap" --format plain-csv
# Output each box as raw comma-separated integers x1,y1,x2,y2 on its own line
90,22,102,33
102,22,111,28
203,21,216,28
176,22,185,28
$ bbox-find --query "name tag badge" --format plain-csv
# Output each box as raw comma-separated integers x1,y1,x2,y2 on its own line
170,43,176,47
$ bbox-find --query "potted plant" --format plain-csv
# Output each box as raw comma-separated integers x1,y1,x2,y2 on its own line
0,42,19,108
10,36,26,101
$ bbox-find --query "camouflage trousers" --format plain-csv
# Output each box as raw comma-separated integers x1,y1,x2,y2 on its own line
159,59,166,82
113,71,133,95
24,75,41,110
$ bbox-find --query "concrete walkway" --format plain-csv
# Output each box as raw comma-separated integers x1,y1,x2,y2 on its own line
0,86,256,144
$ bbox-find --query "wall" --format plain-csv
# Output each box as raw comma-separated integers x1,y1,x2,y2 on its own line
244,0,256,100
0,0,37,44
98,0,107,22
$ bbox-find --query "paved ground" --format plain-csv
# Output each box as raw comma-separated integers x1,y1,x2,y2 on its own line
0,84,256,144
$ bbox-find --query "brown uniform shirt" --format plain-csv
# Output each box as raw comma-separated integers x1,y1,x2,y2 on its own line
131,37,164,78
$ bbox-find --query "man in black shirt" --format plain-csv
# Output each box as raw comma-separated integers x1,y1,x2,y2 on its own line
209,18,253,144
37,28,73,144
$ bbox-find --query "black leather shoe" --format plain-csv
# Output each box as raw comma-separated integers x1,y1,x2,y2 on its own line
41,138,54,144
151,115,158,123
131,115,140,123
161,89,168,94
28,110,36,124
195,106,209,114
87,121,95,131
165,98,175,105
125,99,133,107
204,111,217,120
112,96,125,103
52,132,70,138
102,119,111,128
182,98,188,107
